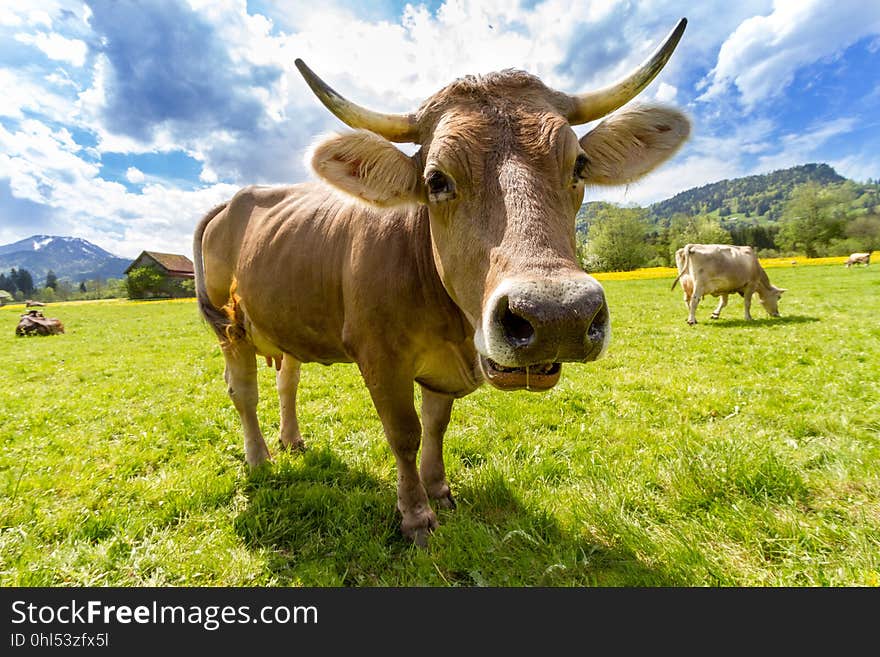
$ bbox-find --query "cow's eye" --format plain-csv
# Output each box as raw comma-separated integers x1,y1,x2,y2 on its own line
426,170,456,202
573,153,589,181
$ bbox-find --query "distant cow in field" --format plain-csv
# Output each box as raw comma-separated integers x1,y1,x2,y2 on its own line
194,21,690,545
25,300,46,307
845,252,871,268
672,244,785,325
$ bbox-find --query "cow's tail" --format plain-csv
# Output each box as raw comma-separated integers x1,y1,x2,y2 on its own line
671,246,690,291
193,202,244,345
670,270,684,291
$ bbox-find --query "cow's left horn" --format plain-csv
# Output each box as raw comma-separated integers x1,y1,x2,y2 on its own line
565,18,687,126
295,59,419,143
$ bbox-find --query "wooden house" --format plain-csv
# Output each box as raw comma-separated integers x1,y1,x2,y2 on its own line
124,251,195,298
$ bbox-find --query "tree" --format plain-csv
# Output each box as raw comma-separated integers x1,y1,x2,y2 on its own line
581,206,652,272
667,214,731,262
45,270,58,290
79,281,87,294
778,182,849,257
844,214,880,252
125,266,165,299
11,268,35,297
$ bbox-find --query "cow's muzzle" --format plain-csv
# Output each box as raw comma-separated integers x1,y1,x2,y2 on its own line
475,275,610,391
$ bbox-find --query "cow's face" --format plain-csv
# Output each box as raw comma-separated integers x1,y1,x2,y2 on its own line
759,286,785,317
299,20,690,391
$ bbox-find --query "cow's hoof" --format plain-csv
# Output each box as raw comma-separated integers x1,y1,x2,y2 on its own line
435,492,456,510
687,319,697,325
245,445,272,469
425,483,456,510
710,314,719,320
278,436,306,452
401,507,438,548
410,528,430,549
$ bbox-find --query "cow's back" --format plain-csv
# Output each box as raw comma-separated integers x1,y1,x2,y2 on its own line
684,243,759,295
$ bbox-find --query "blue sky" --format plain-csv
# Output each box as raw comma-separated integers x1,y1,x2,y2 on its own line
1,0,879,258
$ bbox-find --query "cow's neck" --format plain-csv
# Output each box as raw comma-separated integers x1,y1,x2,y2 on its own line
408,205,474,342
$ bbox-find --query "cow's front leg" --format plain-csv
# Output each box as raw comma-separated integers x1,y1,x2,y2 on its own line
711,294,728,320
742,288,754,321
222,341,270,467
419,386,455,510
276,354,305,451
362,370,436,546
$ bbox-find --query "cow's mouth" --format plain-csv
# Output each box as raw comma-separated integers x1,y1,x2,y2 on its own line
479,356,562,392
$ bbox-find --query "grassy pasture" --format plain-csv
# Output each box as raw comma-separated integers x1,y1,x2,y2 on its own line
1,263,878,586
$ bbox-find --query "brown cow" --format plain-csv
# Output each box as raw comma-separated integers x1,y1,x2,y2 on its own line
672,243,785,325
195,20,691,544
845,252,871,267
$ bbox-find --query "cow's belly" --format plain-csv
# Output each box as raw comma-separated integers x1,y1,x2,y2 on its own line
240,299,351,365
702,276,745,296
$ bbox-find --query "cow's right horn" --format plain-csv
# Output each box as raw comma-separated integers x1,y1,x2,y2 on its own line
565,17,687,125
295,59,419,143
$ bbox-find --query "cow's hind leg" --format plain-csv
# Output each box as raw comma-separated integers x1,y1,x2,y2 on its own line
687,288,701,325
419,386,455,510
222,341,270,467
276,354,305,451
362,369,436,546
711,294,728,320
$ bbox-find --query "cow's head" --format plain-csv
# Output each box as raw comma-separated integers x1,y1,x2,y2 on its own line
759,285,786,317
298,19,690,391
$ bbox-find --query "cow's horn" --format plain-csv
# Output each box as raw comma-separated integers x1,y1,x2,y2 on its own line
295,59,419,143
566,18,687,125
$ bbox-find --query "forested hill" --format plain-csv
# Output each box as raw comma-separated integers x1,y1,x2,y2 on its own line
646,163,846,225
574,162,880,269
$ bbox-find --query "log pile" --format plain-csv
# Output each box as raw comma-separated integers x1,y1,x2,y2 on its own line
15,309,65,336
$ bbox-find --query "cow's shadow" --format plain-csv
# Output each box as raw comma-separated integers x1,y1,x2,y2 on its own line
233,446,660,586
698,314,819,328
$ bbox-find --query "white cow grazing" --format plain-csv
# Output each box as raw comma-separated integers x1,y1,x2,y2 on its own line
672,244,786,325
845,252,871,268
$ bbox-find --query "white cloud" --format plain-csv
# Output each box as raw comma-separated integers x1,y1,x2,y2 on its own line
125,167,145,184
0,116,237,258
15,31,88,67
26,10,53,29
700,0,880,108
755,117,858,172
830,152,880,183
0,67,76,121
654,82,678,103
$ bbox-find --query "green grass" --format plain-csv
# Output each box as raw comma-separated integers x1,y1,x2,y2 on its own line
1,264,878,586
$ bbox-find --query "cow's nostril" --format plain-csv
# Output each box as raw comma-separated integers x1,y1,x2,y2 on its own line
500,306,535,347
587,302,609,341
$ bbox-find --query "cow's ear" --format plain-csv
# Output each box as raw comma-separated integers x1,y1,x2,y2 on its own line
309,130,422,207
578,104,690,185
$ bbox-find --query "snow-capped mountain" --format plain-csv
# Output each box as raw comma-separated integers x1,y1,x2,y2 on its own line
0,235,131,285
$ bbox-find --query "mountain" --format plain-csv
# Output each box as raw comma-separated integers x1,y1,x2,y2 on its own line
577,163,857,233
0,235,131,286
647,162,847,225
